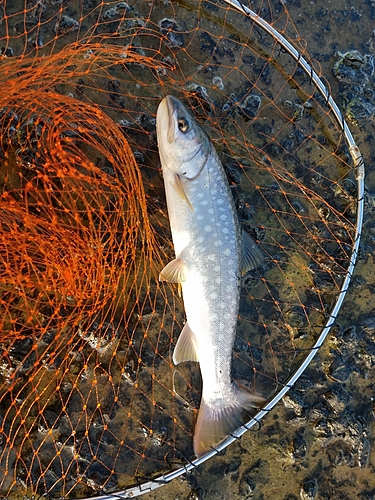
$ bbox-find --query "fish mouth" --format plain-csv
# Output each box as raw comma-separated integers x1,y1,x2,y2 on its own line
157,97,173,144
165,95,181,144
165,95,181,115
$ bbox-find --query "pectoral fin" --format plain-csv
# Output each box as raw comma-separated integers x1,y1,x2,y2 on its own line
159,258,187,283
173,174,194,211
173,322,198,364
242,230,264,275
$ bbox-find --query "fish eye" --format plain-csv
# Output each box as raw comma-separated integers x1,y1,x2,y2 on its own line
178,117,189,133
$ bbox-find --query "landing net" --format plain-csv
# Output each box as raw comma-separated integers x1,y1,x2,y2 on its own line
0,0,364,498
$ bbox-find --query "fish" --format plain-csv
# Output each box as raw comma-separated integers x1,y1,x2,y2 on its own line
156,95,265,457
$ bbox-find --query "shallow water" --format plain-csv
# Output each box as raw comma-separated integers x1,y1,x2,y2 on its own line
0,0,374,498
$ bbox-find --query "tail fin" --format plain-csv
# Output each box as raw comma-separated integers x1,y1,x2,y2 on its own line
193,384,265,458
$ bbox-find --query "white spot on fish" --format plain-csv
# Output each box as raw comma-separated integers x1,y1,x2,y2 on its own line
217,199,224,205
201,200,208,206
214,265,220,272
197,215,204,221
197,236,204,243
197,193,204,198
208,208,214,215
223,248,231,256
205,225,212,232
222,227,229,234
220,214,227,221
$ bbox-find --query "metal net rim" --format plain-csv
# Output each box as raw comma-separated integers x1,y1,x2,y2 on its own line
79,2,365,498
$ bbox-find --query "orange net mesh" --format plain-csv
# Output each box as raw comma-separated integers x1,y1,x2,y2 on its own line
0,1,359,497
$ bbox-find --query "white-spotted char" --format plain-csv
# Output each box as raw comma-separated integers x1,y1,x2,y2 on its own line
157,95,265,457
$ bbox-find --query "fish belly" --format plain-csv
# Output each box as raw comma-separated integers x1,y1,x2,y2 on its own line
181,156,240,395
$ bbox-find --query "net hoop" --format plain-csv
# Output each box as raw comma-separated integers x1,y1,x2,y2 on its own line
85,2,365,499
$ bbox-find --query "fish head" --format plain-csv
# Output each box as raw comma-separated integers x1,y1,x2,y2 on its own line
156,95,210,180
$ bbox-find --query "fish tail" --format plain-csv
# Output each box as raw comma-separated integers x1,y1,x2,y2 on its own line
193,384,265,458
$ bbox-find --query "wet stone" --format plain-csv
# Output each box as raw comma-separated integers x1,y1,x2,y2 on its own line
239,459,273,496
54,15,80,35
242,270,261,288
333,50,373,86
322,387,348,414
200,31,217,53
362,317,375,335
284,306,306,328
184,83,214,116
242,53,256,66
240,94,262,120
224,160,242,185
364,87,375,100
102,2,138,21
0,108,18,129
252,121,273,143
264,182,281,193
158,18,185,48
249,345,263,364
239,476,256,496
283,392,305,416
237,201,256,223
203,1,219,12
9,339,37,371
328,354,355,382
346,97,375,125
1,47,14,57
342,325,357,341
311,270,336,293
225,456,241,474
86,461,118,492
289,435,307,462
187,486,205,500
300,478,318,500
264,141,281,158
41,470,60,495
281,137,295,151
78,321,116,353
234,337,249,354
